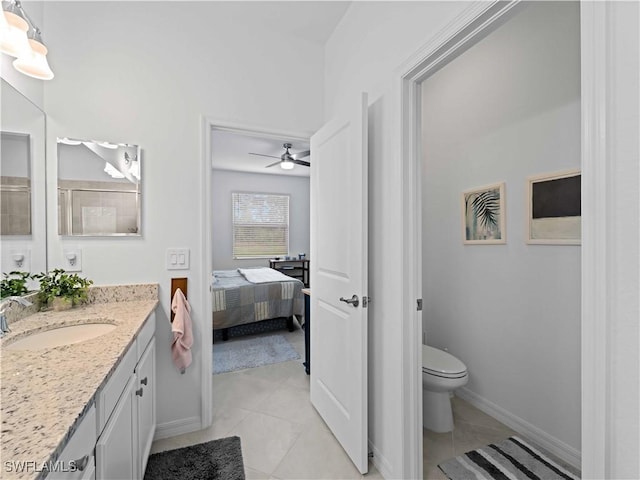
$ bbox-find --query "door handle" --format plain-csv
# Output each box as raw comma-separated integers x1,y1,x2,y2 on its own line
339,295,359,308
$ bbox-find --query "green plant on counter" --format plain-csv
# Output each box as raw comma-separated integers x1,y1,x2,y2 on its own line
33,269,93,310
0,271,32,299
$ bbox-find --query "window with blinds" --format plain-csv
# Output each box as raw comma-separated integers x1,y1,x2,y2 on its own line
232,192,289,259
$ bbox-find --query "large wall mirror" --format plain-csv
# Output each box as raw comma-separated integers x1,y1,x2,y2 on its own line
1,78,47,275
57,139,141,236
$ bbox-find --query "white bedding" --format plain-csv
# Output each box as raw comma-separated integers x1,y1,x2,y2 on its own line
238,267,295,284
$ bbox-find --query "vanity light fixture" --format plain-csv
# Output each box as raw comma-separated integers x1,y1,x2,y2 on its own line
94,140,119,150
0,0,54,80
57,137,82,146
0,0,29,58
104,162,125,179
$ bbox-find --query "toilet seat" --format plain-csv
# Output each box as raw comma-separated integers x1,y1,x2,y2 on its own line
422,345,467,379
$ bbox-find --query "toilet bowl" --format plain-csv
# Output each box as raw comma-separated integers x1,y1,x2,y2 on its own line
422,345,468,433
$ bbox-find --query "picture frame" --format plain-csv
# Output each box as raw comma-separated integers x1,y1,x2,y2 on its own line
462,182,506,244
527,169,581,245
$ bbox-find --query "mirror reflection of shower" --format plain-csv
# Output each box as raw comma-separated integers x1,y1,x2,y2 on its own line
57,138,141,236
1,132,31,235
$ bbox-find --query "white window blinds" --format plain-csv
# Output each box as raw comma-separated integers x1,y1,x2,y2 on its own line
232,192,289,258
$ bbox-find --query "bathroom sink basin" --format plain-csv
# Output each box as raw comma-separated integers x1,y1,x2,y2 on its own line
5,323,116,351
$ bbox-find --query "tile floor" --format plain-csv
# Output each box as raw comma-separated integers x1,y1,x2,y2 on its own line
423,396,517,479
150,327,516,479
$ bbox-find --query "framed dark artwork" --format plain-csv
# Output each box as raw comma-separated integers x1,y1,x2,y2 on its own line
527,169,581,244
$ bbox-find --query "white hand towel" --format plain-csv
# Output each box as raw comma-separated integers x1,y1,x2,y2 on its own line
171,288,193,374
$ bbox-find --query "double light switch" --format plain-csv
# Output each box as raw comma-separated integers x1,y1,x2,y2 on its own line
166,248,190,270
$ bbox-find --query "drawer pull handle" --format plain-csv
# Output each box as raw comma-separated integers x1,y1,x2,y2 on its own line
140,377,148,385
136,388,144,397
74,454,90,471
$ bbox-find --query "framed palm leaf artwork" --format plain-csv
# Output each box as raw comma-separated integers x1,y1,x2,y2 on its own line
462,182,506,244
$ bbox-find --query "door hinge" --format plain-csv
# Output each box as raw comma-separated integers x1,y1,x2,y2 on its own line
363,296,370,308
368,451,374,458
417,299,423,311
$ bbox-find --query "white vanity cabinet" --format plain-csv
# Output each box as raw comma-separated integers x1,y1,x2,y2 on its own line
48,406,97,480
95,312,156,480
136,337,156,478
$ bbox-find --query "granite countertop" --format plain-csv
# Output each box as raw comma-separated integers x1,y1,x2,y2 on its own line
0,284,158,479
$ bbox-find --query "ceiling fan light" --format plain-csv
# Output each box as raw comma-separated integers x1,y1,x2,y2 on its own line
0,8,30,58
280,160,295,170
12,37,54,80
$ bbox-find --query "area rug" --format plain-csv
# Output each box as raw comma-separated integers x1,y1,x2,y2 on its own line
438,436,581,480
144,436,245,480
213,334,300,374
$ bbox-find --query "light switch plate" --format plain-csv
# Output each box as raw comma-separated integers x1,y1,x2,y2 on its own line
166,248,190,270
63,248,82,272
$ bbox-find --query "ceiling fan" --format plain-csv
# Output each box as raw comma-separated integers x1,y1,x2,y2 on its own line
249,143,310,170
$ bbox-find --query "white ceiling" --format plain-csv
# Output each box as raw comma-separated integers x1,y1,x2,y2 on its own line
209,2,351,177
211,129,311,177
220,1,351,44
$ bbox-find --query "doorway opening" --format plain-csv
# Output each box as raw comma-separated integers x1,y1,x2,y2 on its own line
419,1,581,476
397,1,584,477
198,120,375,478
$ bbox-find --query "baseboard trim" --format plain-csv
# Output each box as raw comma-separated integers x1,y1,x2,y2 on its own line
153,416,202,441
456,387,581,469
368,440,393,479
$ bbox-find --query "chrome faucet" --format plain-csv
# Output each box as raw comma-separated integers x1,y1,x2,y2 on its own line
0,296,33,337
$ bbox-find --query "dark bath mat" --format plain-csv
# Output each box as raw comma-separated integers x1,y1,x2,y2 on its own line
144,435,245,480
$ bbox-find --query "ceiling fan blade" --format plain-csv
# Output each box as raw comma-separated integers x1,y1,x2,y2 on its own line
291,150,311,160
265,160,282,168
249,152,280,159
293,159,311,167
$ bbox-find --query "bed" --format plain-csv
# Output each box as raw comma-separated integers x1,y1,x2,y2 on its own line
212,268,305,341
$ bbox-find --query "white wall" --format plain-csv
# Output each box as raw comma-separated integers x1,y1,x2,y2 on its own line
324,2,473,477
42,1,323,435
211,169,310,270
422,1,580,458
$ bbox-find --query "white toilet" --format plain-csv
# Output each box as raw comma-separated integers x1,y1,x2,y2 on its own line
422,345,468,433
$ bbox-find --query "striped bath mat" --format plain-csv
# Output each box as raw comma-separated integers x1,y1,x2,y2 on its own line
438,436,581,480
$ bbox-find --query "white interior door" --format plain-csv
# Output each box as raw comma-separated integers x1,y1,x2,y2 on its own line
310,93,368,474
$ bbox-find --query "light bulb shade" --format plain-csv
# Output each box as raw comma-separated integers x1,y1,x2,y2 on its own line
0,10,30,58
13,38,54,80
280,161,295,170
104,162,125,179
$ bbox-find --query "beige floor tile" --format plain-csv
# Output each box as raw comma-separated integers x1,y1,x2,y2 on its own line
245,467,271,479
253,383,322,427
423,428,454,466
452,419,515,456
157,336,522,480
424,462,448,480
208,406,252,439
240,358,306,386
149,435,185,454
451,395,514,432
364,464,386,479
228,411,304,475
212,369,280,414
272,423,364,479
